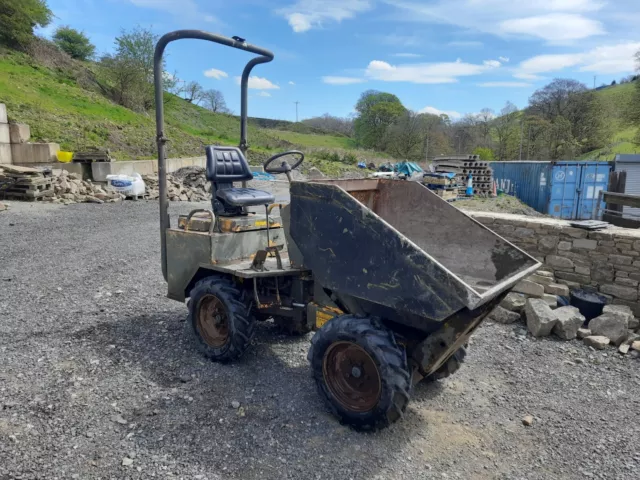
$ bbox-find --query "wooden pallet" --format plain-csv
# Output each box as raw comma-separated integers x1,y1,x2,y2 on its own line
2,189,54,201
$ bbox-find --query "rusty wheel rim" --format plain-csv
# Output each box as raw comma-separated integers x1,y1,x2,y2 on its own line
197,295,229,348
322,341,382,413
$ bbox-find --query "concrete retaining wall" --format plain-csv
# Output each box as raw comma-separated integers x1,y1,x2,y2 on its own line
91,156,207,181
468,211,640,315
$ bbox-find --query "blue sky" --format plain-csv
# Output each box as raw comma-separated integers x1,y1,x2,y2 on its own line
43,0,640,122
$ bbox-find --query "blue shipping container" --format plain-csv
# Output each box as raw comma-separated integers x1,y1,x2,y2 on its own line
491,161,610,219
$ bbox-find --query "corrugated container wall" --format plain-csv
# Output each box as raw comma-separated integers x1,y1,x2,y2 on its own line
491,161,610,219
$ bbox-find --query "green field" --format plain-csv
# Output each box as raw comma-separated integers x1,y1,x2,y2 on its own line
0,50,367,175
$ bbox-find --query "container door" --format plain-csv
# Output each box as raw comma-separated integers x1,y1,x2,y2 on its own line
548,164,581,219
576,163,609,219
621,163,640,220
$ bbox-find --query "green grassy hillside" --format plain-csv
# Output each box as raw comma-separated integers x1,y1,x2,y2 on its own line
0,49,380,175
582,82,640,160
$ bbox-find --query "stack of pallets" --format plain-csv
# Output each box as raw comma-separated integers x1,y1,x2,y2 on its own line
73,148,112,163
434,154,494,196
0,165,53,201
422,173,461,201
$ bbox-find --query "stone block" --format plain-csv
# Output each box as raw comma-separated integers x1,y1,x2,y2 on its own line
92,160,155,181
513,227,535,237
545,283,570,296
614,277,639,287
513,280,545,298
8,123,30,144
617,271,630,278
553,306,585,340
599,284,638,301
619,250,640,257
584,335,610,350
525,298,558,337
10,143,59,164
0,143,11,164
589,312,629,346
609,254,633,266
500,292,527,312
577,328,591,339
611,299,640,318
0,124,9,143
557,241,572,251
538,236,559,253
575,266,591,276
0,103,6,123
528,274,553,286
555,270,591,285
489,306,521,324
561,227,588,239
573,239,597,250
597,246,617,254
599,241,616,247
543,293,558,308
546,255,574,270
557,279,581,290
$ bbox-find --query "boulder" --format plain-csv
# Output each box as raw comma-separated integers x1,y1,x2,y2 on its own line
602,305,638,330
500,292,526,313
552,306,585,340
307,167,325,179
525,298,557,337
513,280,545,298
631,341,640,352
577,328,592,339
584,335,610,350
619,344,630,355
545,283,570,297
489,306,521,324
588,312,629,346
543,294,558,308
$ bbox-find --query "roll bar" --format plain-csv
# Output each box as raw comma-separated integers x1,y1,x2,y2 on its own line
153,30,274,280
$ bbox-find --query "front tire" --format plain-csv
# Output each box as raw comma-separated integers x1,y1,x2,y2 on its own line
308,315,411,431
424,346,467,382
188,276,255,362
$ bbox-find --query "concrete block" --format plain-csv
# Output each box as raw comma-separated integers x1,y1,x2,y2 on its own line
9,123,30,144
11,143,59,164
0,124,9,143
92,160,155,182
0,104,7,124
0,143,11,164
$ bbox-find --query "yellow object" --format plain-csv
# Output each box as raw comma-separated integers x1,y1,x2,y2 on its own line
311,303,344,329
56,151,73,163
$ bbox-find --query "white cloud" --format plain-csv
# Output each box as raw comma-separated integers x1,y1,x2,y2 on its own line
384,0,607,43
204,68,228,80
499,56,510,63
500,13,604,42
322,76,366,85
276,0,371,33
234,76,280,89
288,81,296,85
517,42,640,76
257,91,272,97
514,72,544,80
392,53,422,58
364,59,499,84
419,106,462,119
483,59,502,68
478,81,533,87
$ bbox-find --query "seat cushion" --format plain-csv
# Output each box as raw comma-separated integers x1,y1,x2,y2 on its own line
216,187,275,207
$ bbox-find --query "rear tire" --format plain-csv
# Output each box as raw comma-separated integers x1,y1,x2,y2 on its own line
308,315,411,431
424,346,467,382
188,276,255,362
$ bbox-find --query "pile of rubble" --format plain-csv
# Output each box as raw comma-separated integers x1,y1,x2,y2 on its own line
490,270,640,357
142,166,210,202
50,171,124,204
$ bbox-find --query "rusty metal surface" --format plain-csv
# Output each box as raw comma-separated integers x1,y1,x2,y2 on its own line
197,294,230,347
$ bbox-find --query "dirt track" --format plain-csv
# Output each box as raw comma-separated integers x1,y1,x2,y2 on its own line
1,199,639,479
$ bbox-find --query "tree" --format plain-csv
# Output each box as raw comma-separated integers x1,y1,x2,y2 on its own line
202,89,228,113
473,147,495,161
353,90,406,150
53,26,95,61
492,102,520,160
385,111,425,158
0,0,52,47
183,81,205,104
302,114,354,137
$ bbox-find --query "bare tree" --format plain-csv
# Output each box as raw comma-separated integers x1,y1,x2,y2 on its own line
303,114,354,137
183,81,204,104
202,89,228,113
493,102,519,160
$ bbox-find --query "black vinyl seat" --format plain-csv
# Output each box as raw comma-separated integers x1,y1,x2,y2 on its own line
205,146,275,215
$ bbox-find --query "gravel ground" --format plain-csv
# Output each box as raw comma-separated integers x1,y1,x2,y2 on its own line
1,200,639,480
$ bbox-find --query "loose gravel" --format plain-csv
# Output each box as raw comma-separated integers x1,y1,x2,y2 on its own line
1,200,639,479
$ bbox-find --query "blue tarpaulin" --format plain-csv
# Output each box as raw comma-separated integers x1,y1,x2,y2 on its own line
252,172,276,181
394,162,423,176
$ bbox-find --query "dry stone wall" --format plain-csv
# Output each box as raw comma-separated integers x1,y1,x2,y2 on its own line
468,212,640,315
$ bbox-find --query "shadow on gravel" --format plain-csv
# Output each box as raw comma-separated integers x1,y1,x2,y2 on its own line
71,312,454,478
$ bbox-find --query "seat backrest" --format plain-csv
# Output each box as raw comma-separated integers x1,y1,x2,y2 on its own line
205,146,254,183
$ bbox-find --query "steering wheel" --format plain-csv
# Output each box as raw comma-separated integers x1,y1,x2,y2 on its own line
263,150,304,174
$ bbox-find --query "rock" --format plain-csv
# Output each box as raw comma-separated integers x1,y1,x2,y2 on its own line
577,328,592,339
308,167,325,179
85,196,104,204
619,344,630,355
500,293,526,313
543,294,558,308
584,336,610,350
630,317,639,330
231,400,240,409
588,312,629,346
525,298,557,337
536,270,554,278
546,255,574,270
602,304,634,321
599,284,638,301
489,306,521,324
552,306,585,340
0,202,6,212
574,358,585,364
122,457,134,467
545,283,570,297
632,341,640,352
513,280,544,298
522,415,534,426
111,414,127,425
529,274,553,286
